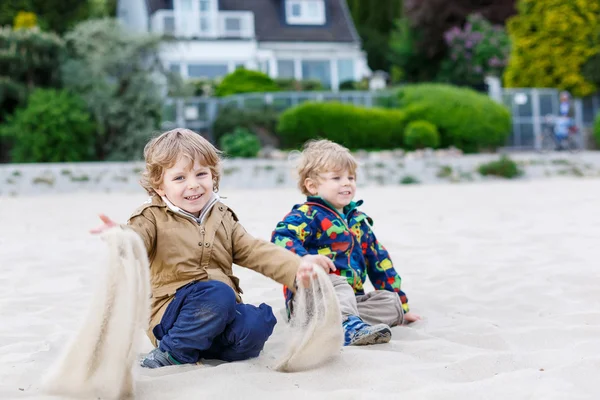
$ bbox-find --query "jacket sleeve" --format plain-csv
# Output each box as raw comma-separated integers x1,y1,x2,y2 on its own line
361,217,410,312
270,208,313,257
125,209,157,259
232,220,299,291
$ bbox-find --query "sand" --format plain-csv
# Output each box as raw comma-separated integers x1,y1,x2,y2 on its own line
1,178,600,399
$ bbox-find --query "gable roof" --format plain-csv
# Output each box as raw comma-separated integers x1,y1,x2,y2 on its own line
146,0,360,43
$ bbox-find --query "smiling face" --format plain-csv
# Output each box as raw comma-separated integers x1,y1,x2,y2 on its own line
155,156,214,217
305,169,356,213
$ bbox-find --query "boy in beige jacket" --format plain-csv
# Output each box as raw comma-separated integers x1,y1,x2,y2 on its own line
91,129,334,368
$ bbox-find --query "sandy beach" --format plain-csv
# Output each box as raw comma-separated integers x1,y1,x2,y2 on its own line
1,178,600,399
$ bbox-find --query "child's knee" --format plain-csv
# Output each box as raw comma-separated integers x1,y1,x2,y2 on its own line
226,303,276,349
189,280,237,312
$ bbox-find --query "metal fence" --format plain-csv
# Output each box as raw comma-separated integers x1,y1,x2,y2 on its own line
160,91,396,142
501,88,600,150
162,88,600,149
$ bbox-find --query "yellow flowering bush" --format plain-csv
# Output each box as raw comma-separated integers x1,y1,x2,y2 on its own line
504,0,600,97
13,11,37,30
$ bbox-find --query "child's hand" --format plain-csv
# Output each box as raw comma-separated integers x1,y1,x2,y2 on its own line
90,214,118,234
404,311,421,323
301,254,336,273
296,255,336,288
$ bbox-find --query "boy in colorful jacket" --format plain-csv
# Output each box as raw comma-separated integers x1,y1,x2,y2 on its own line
271,140,420,346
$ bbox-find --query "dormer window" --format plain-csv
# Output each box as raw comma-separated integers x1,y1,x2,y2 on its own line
286,0,326,25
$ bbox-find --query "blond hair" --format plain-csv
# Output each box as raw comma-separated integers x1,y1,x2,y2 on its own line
140,129,222,196
296,139,358,196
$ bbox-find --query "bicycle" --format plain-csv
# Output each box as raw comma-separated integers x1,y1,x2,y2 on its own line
538,114,580,153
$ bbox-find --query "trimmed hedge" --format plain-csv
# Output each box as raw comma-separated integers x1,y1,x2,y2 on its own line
212,105,279,147
404,120,440,149
397,84,511,153
215,68,280,97
277,102,408,149
220,128,261,158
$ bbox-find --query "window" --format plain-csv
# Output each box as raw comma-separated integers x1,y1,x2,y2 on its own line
302,60,331,88
337,59,355,85
277,60,295,78
187,64,229,79
163,16,175,34
200,17,209,32
224,17,241,33
181,0,192,11
199,0,210,11
286,0,325,25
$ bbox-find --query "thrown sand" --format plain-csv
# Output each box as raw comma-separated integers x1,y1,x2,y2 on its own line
1,179,600,399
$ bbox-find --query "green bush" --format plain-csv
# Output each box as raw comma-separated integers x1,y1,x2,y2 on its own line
212,105,279,147
594,113,600,148
219,128,261,158
277,102,408,149
396,83,511,153
404,120,440,149
477,155,522,179
0,88,95,162
274,78,324,91
215,68,280,97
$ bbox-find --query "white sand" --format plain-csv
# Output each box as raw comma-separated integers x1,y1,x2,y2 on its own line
1,179,600,399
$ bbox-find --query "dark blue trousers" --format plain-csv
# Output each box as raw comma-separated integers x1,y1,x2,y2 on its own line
153,280,277,364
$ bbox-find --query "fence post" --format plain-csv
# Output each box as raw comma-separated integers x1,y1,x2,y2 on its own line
206,99,218,143
531,89,542,151
176,98,185,128
573,98,585,149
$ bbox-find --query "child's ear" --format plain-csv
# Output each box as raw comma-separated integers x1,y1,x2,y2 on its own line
155,185,165,196
304,178,318,195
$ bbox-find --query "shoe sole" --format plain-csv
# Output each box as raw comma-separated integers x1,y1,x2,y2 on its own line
351,327,392,346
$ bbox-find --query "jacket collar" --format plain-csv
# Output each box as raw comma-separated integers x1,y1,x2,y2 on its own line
158,192,221,224
305,196,363,218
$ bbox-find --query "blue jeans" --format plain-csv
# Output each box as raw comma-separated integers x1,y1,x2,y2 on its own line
153,280,277,364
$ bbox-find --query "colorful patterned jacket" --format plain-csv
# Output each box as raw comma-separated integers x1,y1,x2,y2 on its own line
271,196,409,317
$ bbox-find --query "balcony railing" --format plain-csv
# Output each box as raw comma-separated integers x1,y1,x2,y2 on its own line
151,10,254,39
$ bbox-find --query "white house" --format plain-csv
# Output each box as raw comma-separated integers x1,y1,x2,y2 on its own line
117,0,370,91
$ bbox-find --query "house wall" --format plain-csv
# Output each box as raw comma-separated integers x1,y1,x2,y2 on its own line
117,0,149,33
160,40,260,79
259,41,370,90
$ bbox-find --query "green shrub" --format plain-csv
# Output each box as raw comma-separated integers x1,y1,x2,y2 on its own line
215,68,280,97
277,102,408,149
396,83,511,153
0,88,95,162
477,155,522,179
212,105,279,147
404,120,440,149
219,128,261,158
594,113,600,148
274,78,324,91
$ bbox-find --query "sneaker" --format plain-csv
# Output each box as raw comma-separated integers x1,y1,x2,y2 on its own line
343,315,391,346
140,347,182,368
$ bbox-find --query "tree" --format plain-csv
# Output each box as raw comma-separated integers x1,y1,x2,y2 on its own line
0,1,91,34
62,18,181,161
0,89,95,162
401,0,516,79
0,26,65,161
437,14,511,86
504,0,600,97
346,0,403,72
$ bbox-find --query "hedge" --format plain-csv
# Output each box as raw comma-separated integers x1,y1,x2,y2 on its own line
276,102,408,149
397,84,511,153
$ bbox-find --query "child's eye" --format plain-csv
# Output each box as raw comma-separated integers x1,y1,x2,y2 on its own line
197,172,207,177
173,176,184,181
332,176,340,180
349,176,355,181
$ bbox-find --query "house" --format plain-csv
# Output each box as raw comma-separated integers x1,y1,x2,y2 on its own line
117,0,370,91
